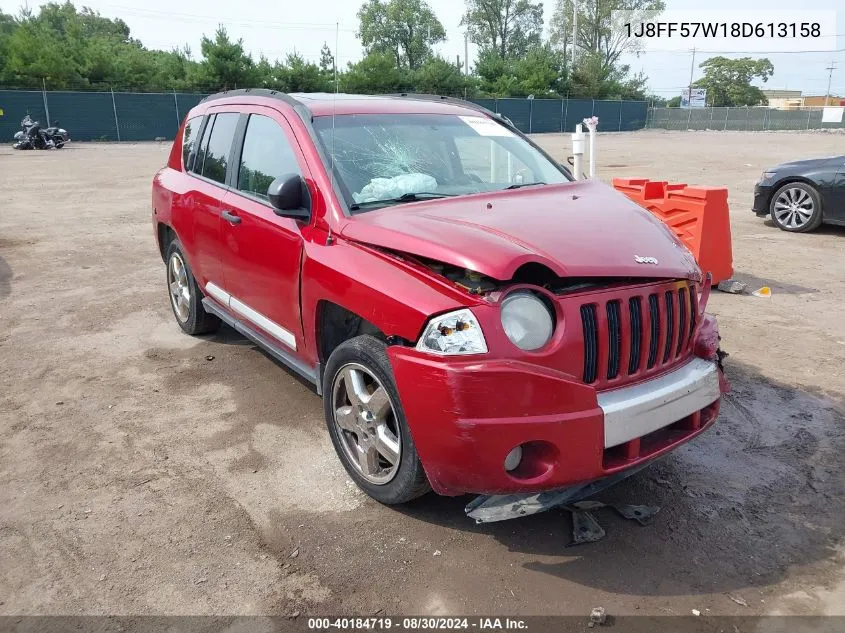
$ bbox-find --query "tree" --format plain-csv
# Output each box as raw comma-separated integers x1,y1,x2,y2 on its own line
283,52,327,92
461,0,543,59
342,50,410,93
693,56,774,106
357,0,446,70
550,0,664,70
319,43,335,75
475,44,566,97
569,50,646,99
414,56,473,96
198,26,255,90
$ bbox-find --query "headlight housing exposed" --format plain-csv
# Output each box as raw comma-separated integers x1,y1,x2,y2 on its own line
416,309,487,355
500,291,555,351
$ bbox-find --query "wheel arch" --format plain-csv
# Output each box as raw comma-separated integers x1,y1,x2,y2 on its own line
156,222,176,262
315,301,387,368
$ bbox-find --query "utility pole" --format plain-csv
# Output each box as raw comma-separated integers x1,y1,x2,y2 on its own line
687,47,696,105
464,32,469,76
824,61,836,106
572,0,578,66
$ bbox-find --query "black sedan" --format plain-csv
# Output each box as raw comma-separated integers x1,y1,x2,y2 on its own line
753,155,845,232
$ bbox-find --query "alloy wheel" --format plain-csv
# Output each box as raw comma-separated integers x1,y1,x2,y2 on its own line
773,187,815,230
331,363,401,485
168,252,191,323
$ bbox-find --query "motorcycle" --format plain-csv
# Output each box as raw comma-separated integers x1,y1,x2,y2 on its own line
12,115,70,150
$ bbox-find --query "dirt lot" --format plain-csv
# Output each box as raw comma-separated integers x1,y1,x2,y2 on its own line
1,130,844,619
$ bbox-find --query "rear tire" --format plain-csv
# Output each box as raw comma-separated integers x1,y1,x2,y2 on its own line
323,335,430,504
165,238,220,335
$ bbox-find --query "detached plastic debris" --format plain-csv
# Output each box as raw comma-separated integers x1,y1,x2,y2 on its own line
353,173,438,203
465,461,653,524
571,508,606,544
752,286,772,297
717,279,747,294
588,607,607,627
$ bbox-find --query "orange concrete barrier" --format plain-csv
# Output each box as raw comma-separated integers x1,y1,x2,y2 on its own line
612,178,734,284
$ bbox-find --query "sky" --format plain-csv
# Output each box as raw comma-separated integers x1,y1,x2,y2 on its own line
2,0,844,98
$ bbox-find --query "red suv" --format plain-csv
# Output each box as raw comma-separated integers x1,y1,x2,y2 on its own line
152,90,727,505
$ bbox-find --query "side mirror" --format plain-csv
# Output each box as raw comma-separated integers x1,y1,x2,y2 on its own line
268,174,311,220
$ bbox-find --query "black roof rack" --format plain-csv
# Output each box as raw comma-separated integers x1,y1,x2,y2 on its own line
388,92,515,128
199,88,302,107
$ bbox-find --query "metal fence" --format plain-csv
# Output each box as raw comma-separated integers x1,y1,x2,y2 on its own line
648,106,845,131
471,98,649,133
0,89,650,142
0,89,208,142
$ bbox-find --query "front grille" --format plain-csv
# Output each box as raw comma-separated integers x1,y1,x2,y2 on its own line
628,297,642,374
606,301,622,379
662,291,675,363
581,282,697,385
647,294,660,369
581,305,598,384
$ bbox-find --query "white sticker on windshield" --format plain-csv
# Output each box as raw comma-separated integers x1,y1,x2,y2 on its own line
459,115,515,137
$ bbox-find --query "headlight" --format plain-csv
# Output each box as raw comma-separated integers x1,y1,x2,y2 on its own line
762,171,777,181
416,309,487,355
500,291,555,351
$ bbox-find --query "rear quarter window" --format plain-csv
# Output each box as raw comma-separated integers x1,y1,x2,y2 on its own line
181,116,203,171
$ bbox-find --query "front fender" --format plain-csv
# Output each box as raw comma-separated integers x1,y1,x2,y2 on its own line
299,238,479,366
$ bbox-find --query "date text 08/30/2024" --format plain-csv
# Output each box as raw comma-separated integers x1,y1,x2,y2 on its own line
308,618,528,631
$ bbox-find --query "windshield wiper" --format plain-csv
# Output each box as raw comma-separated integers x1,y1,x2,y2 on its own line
504,182,547,190
350,192,456,211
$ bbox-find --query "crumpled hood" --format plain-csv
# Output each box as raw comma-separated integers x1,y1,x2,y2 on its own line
340,179,700,282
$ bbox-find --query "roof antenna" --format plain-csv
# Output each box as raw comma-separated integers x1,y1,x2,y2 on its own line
327,20,339,246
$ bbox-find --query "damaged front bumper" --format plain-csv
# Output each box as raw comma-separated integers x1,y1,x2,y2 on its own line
388,326,727,497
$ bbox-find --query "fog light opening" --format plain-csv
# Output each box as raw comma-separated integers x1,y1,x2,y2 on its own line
504,445,523,472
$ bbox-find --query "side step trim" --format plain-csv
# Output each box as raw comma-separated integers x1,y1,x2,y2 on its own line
202,297,322,395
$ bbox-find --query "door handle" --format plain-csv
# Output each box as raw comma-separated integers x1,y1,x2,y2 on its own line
221,210,241,225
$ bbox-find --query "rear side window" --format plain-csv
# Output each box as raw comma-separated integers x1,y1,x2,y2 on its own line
200,112,240,185
181,116,202,171
236,114,301,199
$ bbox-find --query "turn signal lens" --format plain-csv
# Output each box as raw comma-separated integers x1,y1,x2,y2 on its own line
416,309,488,356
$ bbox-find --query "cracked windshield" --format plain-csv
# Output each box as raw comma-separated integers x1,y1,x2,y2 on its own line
312,113,570,211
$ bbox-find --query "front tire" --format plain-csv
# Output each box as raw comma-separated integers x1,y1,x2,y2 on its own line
165,238,220,335
323,335,430,504
770,182,823,232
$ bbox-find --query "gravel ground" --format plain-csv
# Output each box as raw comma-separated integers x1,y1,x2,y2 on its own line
1,130,844,619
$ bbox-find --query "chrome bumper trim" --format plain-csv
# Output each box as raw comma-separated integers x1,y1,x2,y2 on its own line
599,358,720,448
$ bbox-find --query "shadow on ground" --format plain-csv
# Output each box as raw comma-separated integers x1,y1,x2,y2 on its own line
389,359,845,597
731,270,818,295
154,324,845,601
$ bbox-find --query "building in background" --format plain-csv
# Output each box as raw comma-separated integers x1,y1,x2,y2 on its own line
803,95,845,107
761,89,804,110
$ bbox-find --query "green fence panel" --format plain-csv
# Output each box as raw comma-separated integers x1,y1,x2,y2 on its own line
175,93,210,124
495,99,531,132
469,98,497,114
563,99,593,133
5,91,653,143
0,90,47,143
592,100,621,131
115,92,179,141
620,101,648,131
530,99,562,133
48,91,117,141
